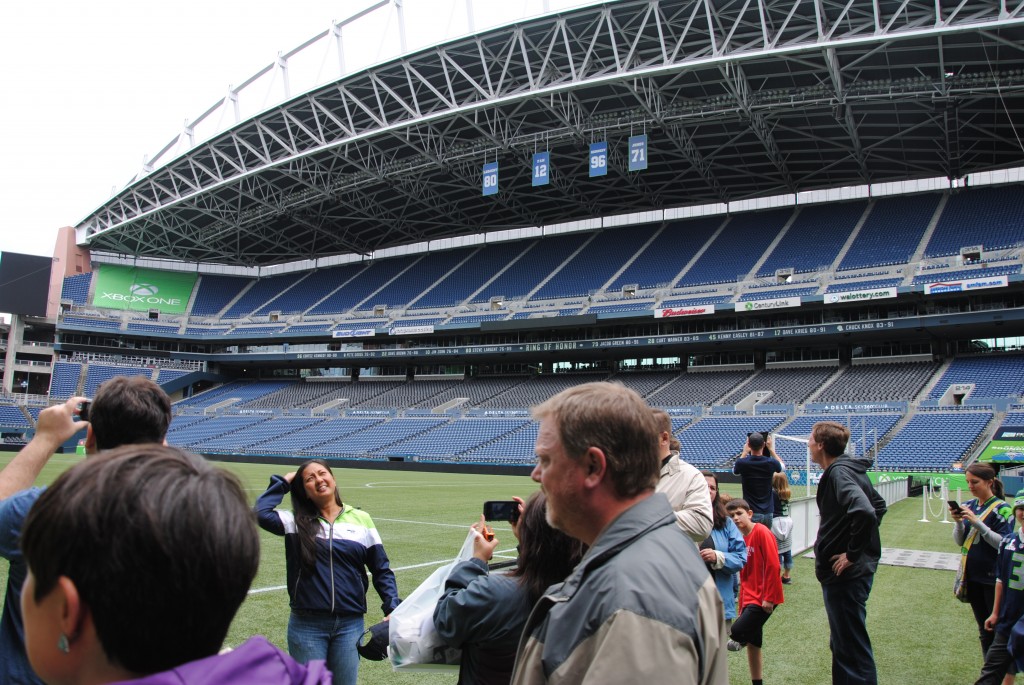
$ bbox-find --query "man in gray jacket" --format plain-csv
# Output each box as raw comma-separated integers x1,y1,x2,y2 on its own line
652,408,713,543
512,382,726,685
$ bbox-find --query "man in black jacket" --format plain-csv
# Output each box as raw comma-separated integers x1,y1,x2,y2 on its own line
811,421,887,685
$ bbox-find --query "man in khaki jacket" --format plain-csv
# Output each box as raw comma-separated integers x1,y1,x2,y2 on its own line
512,382,727,685
653,409,713,543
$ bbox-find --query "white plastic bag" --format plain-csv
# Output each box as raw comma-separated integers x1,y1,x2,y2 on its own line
388,528,476,671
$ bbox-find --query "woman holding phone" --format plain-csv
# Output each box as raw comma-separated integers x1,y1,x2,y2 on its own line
433,492,585,685
951,463,1013,658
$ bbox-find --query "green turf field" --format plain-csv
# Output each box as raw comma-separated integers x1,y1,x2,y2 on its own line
0,454,1002,684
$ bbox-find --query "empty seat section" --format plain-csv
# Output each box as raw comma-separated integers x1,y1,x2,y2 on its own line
876,411,992,471
838,194,938,270
374,248,473,308
254,263,367,315
758,201,866,276
472,234,587,303
169,415,271,449
357,380,462,408
308,255,419,315
0,406,31,429
719,367,836,405
200,417,324,453
532,225,659,299
385,418,531,459
925,185,1024,258
191,275,250,317
61,273,92,305
222,272,306,319
261,417,385,454
816,362,939,402
612,371,682,398
415,243,532,308
648,370,752,406
318,418,449,458
609,217,722,291
49,361,82,399
462,422,540,464
678,209,792,286
928,356,1024,400
476,373,609,409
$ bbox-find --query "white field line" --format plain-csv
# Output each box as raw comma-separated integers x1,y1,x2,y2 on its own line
248,547,518,595
248,515,516,596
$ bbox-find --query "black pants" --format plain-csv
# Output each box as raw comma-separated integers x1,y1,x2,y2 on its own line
975,630,1016,685
822,574,877,685
967,580,997,657
731,604,772,648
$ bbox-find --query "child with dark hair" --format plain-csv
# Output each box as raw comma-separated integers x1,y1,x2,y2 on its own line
725,498,784,685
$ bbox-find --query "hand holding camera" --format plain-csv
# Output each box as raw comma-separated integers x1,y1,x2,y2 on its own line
470,515,499,562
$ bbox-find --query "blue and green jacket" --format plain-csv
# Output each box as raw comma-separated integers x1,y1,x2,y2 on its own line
255,476,399,616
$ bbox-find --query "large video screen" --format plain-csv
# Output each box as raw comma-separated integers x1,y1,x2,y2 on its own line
0,252,52,317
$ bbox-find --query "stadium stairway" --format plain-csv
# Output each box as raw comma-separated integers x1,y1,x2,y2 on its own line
901,194,948,286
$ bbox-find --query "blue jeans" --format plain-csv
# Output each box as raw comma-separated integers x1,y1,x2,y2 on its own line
779,549,793,570
752,511,773,530
288,611,364,685
821,574,877,685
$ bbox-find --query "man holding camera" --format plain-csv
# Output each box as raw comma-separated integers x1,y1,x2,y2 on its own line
733,431,784,529
0,376,172,685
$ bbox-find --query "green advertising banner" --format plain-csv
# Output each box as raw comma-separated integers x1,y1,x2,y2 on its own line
91,265,196,314
868,471,968,491
977,426,1024,464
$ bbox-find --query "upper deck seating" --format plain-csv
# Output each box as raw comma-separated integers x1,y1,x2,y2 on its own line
677,209,791,287
758,201,866,276
838,193,939,270
609,217,723,291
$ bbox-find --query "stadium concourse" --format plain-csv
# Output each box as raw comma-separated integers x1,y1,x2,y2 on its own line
3,0,1024,486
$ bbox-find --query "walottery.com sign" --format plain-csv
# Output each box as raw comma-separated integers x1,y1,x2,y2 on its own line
977,426,1024,464
92,265,196,314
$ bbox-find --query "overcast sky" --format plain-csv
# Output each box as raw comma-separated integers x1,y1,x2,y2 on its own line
0,0,592,259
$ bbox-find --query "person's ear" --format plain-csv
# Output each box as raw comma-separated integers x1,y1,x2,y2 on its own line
582,447,607,488
83,425,97,453
57,576,85,642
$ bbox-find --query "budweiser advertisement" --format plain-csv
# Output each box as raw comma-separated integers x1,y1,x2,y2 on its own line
655,304,716,318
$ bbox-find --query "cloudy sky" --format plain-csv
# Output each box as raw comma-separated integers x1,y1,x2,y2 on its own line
0,0,592,259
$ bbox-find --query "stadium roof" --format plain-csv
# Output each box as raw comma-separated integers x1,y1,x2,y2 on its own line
78,0,1024,267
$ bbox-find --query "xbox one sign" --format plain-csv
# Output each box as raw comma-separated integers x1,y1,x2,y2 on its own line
92,265,197,314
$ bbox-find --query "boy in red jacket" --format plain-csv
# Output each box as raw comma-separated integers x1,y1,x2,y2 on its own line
726,498,785,685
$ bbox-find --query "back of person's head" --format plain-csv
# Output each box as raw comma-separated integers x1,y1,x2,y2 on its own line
652,409,672,436
747,432,765,451
967,462,1004,500
772,472,791,501
811,421,850,458
514,492,585,602
89,375,172,450
701,470,728,530
20,445,259,677
1014,488,1024,513
289,459,343,570
725,497,752,514
531,382,660,499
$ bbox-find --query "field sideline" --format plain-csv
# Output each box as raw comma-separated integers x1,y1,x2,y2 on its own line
0,454,997,684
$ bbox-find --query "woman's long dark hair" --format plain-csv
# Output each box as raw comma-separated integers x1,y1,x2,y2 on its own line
511,492,585,603
966,463,1005,500
289,459,344,571
702,471,728,530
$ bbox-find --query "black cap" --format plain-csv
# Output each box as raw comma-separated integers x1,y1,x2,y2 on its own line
356,620,389,661
747,432,765,449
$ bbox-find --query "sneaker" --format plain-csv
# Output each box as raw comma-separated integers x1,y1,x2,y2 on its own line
782,577,793,585
727,640,746,652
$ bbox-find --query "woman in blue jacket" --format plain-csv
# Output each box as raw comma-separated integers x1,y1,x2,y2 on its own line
433,492,585,685
255,459,400,685
699,471,748,626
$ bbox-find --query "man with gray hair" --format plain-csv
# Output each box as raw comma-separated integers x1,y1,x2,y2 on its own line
512,382,726,685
